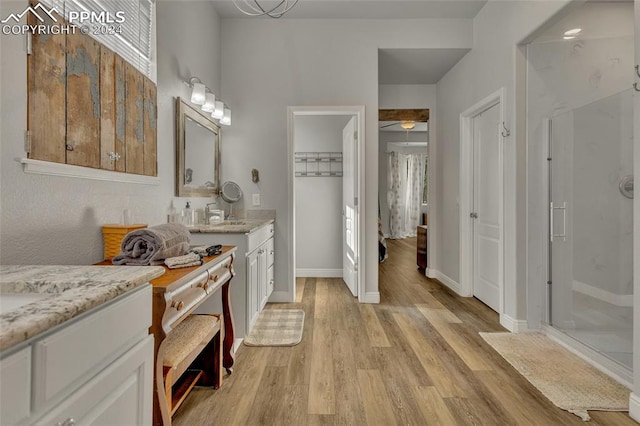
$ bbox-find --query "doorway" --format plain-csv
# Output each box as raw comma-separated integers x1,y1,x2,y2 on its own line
288,106,366,301
460,89,505,314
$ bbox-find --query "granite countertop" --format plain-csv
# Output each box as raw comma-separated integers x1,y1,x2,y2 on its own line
189,218,274,234
0,265,165,351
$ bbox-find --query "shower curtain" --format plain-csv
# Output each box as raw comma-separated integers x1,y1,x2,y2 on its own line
387,152,427,239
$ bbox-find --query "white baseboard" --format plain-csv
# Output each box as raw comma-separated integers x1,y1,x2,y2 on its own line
268,290,294,303
573,280,633,307
499,314,531,333
362,292,380,304
629,392,640,422
296,268,343,278
429,269,461,295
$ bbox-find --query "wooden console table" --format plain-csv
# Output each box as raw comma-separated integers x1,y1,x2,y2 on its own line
99,246,236,426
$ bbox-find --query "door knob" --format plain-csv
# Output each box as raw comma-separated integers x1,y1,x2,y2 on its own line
470,212,478,219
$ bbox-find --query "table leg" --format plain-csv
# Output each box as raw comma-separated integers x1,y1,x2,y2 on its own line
221,280,235,374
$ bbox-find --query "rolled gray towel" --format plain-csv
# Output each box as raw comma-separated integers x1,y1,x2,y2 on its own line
112,223,191,266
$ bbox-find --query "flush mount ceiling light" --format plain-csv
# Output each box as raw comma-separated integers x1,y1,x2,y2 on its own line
564,28,582,36
400,121,416,130
232,0,299,18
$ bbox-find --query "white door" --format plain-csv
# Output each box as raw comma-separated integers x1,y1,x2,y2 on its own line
342,116,358,297
471,103,502,312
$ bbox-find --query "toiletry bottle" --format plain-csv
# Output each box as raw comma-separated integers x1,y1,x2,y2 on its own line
183,202,193,227
168,204,177,223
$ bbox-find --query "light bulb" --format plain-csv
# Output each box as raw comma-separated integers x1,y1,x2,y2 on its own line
220,107,231,126
212,100,224,119
190,82,206,105
202,93,216,113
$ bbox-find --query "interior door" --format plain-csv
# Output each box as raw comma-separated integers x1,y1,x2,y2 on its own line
342,116,358,297
472,102,501,312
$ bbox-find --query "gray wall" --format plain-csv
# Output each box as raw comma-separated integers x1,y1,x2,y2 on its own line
294,115,348,274
435,0,570,322
219,18,472,300
0,1,222,264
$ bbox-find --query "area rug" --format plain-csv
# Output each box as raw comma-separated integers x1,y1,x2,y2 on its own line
243,309,305,347
479,332,629,421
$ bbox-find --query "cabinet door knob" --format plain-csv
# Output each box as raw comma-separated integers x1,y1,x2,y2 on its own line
201,282,210,291
57,418,76,426
172,300,184,311
211,274,219,283
270,250,274,255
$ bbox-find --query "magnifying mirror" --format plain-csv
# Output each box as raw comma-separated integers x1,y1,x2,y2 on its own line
220,181,243,219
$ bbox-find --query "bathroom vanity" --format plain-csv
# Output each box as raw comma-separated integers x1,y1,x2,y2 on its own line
190,219,274,344
0,265,164,426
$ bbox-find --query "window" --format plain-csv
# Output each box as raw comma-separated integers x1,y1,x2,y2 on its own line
42,0,156,81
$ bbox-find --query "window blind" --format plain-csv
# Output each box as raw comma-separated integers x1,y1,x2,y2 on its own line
42,0,155,80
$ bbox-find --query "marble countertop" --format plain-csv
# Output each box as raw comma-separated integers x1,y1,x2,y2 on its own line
189,218,274,234
0,265,165,352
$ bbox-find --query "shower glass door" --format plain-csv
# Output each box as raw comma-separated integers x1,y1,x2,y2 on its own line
549,88,634,368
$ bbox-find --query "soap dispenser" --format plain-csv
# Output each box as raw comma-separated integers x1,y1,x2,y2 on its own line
183,201,194,227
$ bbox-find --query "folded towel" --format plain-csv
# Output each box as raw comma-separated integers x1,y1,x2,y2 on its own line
190,245,208,256
164,252,203,269
112,223,191,266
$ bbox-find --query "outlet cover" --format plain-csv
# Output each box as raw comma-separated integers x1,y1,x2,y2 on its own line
252,193,261,206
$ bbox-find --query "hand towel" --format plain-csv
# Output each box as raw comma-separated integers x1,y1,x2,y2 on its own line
164,252,203,269
112,223,191,266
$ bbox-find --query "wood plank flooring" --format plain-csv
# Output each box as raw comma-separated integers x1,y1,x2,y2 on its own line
173,238,637,425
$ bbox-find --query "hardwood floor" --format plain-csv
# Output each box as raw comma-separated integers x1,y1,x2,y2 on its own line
173,238,637,425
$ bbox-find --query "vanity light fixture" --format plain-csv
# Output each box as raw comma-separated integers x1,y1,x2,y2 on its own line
232,0,299,18
400,121,416,130
212,100,225,119
220,106,231,126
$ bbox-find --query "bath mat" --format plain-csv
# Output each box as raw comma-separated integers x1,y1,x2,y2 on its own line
243,309,305,347
479,332,629,421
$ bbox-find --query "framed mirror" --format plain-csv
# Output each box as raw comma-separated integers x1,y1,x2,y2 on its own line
175,97,220,197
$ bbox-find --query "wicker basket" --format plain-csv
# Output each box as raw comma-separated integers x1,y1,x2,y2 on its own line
102,224,147,260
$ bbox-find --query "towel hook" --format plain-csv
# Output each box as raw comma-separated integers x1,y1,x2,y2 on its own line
635,65,640,78
501,122,510,138
634,83,640,92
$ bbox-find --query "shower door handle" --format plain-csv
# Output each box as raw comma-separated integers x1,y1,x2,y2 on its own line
550,202,567,242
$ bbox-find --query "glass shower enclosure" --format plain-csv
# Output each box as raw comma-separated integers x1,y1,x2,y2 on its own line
527,1,634,372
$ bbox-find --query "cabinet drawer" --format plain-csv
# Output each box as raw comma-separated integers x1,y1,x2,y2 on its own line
33,286,151,410
267,237,274,268
247,223,274,252
207,253,233,290
0,347,31,425
34,335,153,426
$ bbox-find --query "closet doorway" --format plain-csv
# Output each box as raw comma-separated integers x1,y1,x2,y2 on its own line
287,106,366,301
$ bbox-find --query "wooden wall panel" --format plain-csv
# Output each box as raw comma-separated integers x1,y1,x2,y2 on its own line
28,11,66,163
100,48,115,170
66,32,100,168
125,62,144,175
114,55,127,172
143,77,158,176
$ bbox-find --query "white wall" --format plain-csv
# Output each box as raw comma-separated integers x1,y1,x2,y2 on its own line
378,84,434,238
220,18,472,301
0,1,222,264
435,0,571,323
294,115,348,275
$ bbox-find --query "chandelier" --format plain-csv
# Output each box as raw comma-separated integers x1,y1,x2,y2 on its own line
232,0,300,18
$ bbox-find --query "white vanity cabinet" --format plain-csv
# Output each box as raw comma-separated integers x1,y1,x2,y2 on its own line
191,221,274,342
0,285,153,426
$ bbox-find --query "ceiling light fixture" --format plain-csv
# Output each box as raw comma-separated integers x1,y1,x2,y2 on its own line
564,28,582,36
232,0,300,18
563,36,576,40
400,121,416,130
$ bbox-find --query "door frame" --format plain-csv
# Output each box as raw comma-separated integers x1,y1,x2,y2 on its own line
459,88,505,314
287,106,366,302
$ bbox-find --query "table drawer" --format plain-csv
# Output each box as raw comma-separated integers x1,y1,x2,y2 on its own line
33,286,151,410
